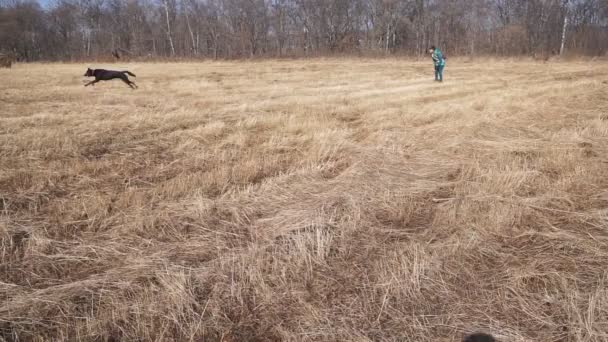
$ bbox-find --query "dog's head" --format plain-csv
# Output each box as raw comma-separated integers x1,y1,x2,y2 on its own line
84,68,94,77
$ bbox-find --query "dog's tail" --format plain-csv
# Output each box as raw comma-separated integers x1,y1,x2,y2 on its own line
123,71,136,77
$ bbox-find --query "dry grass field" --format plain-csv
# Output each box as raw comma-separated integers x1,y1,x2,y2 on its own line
1,59,608,341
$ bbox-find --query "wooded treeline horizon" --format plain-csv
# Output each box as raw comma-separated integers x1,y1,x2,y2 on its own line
1,0,607,61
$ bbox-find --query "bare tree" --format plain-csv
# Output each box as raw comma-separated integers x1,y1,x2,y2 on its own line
182,0,197,55
160,0,176,56
560,2,569,55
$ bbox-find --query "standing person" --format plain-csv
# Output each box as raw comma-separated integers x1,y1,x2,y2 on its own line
429,46,445,82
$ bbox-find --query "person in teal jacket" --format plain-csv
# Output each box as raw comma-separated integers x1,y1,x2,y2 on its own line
428,46,445,82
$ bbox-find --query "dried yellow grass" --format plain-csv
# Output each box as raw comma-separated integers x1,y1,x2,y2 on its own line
1,59,608,341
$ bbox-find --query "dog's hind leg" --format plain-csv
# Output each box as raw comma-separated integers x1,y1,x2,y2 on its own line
121,77,136,89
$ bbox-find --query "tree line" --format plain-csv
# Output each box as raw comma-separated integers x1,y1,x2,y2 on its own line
0,0,607,61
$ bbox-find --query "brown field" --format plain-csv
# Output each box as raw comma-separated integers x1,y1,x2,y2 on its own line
1,59,607,341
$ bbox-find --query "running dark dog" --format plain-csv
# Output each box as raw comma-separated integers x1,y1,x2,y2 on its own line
84,68,138,89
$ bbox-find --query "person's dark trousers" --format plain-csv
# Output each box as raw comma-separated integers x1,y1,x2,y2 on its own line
435,64,444,82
